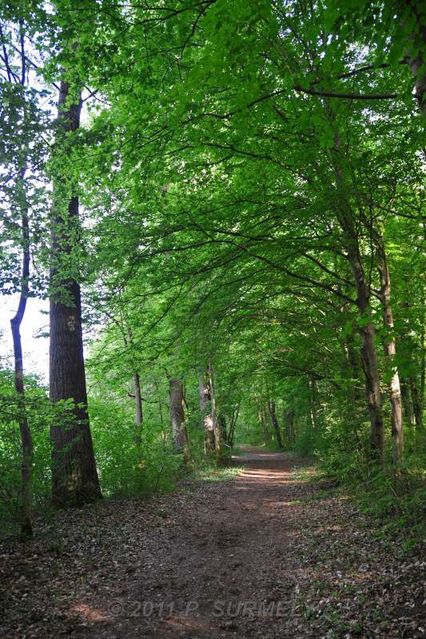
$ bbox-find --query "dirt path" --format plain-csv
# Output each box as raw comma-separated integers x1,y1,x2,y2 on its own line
1,448,425,638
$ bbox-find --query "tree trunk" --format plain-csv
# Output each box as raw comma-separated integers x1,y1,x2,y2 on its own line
409,376,424,431
199,365,216,454
332,133,384,462
308,376,320,430
50,80,101,507
268,400,283,449
169,378,190,461
378,245,404,465
218,414,227,445
359,322,384,461
344,240,384,461
259,404,271,443
227,405,239,448
10,168,33,538
284,408,295,444
208,363,222,459
198,367,209,426
133,372,143,447
404,3,426,117
401,380,415,428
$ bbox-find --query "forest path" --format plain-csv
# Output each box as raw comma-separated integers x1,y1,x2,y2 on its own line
1,448,424,638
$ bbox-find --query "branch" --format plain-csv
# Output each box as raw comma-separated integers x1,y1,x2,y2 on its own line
294,84,398,100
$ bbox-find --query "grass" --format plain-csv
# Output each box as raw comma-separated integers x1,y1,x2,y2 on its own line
192,464,243,483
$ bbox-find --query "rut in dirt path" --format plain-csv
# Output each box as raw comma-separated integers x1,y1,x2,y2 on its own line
1,447,425,639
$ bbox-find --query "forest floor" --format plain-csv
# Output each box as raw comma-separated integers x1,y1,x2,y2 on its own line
1,447,425,639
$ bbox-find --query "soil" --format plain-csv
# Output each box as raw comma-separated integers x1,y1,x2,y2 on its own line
0,447,425,638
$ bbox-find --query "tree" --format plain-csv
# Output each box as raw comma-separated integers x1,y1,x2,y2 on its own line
0,7,49,536
49,79,101,506
169,378,190,462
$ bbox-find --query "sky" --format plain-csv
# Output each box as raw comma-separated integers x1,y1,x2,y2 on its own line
0,295,49,382
0,21,104,387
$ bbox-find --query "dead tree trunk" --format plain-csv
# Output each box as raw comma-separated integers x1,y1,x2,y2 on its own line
50,81,101,506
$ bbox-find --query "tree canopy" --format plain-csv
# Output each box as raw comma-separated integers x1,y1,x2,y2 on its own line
0,0,425,538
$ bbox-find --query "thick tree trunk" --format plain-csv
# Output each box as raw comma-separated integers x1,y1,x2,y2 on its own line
10,170,33,538
169,378,190,461
378,246,404,465
268,400,283,449
50,81,101,507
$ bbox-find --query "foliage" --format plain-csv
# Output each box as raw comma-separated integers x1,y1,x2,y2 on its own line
0,370,51,533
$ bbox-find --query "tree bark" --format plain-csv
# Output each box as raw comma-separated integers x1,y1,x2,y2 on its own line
401,380,415,428
284,408,295,444
343,234,384,460
208,363,222,459
404,1,426,116
133,372,143,447
199,365,216,454
268,399,284,449
50,80,101,507
308,376,320,430
169,378,190,461
227,404,239,448
377,244,404,465
409,376,424,431
10,168,33,538
332,132,384,462
198,367,209,425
